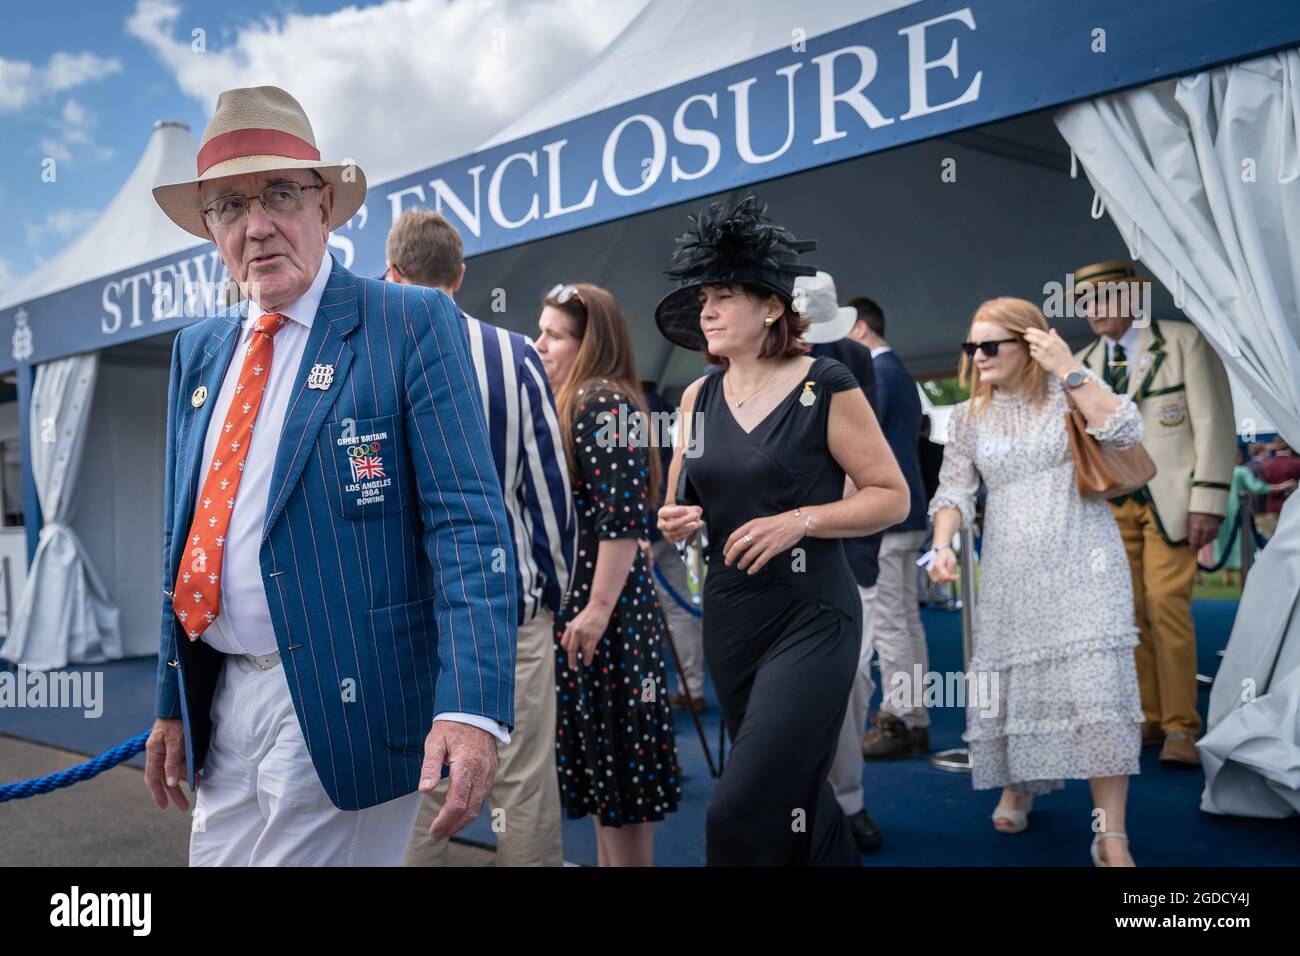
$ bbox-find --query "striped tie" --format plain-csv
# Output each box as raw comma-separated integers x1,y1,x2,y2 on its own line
1106,342,1129,395
174,311,289,641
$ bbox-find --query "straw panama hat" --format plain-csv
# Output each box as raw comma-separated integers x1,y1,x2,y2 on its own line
153,85,367,239
795,271,858,344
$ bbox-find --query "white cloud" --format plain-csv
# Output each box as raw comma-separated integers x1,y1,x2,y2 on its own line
35,98,115,166
25,208,99,247
0,51,122,114
126,0,650,182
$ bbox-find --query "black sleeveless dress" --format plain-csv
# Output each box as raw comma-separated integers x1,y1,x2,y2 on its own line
683,356,863,866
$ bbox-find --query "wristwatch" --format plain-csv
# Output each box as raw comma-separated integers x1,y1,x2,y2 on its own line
1062,368,1088,390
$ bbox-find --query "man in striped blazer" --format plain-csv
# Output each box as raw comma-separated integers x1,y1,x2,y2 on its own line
144,86,517,866
386,209,576,867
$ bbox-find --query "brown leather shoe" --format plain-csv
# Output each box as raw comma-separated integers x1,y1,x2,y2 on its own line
1159,730,1201,766
909,726,931,754
861,713,915,760
1141,722,1165,747
668,691,706,713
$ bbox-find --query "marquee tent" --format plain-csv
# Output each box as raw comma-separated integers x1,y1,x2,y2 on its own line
1,0,1297,815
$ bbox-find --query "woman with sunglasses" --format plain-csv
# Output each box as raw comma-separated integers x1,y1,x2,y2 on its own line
927,297,1144,867
535,281,679,866
654,197,909,866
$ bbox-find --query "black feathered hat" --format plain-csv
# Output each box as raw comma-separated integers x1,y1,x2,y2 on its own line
653,194,818,351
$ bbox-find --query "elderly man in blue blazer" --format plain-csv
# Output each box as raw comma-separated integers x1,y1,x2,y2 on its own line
143,86,517,866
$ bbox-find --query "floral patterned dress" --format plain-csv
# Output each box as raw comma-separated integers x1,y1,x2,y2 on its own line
929,370,1144,795
553,383,681,825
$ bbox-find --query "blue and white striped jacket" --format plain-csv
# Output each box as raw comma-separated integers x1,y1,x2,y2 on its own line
154,256,518,811
460,313,574,623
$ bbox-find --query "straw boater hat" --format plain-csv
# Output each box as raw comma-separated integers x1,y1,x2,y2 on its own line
795,271,858,344
654,194,818,351
1071,259,1150,292
153,85,367,239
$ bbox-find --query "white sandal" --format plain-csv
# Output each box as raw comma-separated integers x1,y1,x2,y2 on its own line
991,795,1033,834
1091,831,1129,867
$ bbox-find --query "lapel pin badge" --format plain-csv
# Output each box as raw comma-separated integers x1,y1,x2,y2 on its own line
306,363,335,390
191,385,208,408
799,381,817,407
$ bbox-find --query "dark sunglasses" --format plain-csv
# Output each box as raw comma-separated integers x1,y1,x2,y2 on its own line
961,338,1019,358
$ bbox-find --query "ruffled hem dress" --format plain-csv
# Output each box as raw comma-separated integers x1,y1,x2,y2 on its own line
928,370,1144,796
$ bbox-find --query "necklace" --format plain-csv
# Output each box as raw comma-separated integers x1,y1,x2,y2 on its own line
725,362,784,408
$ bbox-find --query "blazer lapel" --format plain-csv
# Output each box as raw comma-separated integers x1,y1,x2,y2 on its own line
1132,320,1165,400
261,260,359,543
1079,337,1104,376
175,306,246,554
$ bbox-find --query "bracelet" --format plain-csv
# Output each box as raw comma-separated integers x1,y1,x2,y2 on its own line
936,545,954,553
793,507,813,534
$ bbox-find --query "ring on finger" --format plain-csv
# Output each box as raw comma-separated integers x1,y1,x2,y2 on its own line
742,533,754,545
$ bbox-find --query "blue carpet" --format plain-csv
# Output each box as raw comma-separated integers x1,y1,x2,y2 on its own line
3,599,1297,865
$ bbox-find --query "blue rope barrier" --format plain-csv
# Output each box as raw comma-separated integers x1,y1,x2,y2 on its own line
652,561,703,619
0,730,151,803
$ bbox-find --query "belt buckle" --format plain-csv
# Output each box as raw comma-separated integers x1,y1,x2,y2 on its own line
242,650,281,671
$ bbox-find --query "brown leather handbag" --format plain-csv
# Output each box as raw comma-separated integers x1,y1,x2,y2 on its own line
1064,405,1157,499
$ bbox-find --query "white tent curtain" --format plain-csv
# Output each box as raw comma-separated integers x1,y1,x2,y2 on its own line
0,353,121,671
1056,49,1300,817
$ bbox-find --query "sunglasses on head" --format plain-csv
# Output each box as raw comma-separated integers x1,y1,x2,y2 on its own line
961,338,1019,358
548,283,583,307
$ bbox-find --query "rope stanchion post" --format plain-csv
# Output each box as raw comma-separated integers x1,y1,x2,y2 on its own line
929,527,975,775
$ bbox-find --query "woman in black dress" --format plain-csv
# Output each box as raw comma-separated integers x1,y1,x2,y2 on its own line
535,281,680,867
655,197,908,866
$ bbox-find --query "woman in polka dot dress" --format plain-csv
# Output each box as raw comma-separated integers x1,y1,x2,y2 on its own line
534,281,680,867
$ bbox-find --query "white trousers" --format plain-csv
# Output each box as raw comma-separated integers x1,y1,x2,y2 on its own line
829,584,878,816
189,654,421,867
871,530,931,729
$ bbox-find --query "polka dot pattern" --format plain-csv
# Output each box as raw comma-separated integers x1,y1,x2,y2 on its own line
554,384,681,826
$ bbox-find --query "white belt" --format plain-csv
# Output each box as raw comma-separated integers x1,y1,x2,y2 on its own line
236,650,282,670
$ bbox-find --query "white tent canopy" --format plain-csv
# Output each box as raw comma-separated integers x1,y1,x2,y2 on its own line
0,122,200,313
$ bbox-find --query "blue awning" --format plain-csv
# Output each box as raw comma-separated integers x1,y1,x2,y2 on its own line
4,0,1299,371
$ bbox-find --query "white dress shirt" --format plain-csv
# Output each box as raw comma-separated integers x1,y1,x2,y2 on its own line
1103,322,1142,364
870,345,892,359
196,251,508,743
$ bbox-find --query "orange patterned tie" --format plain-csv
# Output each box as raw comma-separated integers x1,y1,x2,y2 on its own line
174,311,289,641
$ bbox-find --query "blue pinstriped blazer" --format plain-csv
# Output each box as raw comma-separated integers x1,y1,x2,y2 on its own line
154,256,518,811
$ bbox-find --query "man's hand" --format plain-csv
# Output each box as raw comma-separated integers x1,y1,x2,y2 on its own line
144,717,194,811
1187,512,1222,550
420,720,498,842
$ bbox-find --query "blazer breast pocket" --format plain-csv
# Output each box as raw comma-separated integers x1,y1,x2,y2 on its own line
325,414,405,519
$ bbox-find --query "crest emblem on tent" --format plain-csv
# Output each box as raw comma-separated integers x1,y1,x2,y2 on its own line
306,363,335,390
12,310,32,363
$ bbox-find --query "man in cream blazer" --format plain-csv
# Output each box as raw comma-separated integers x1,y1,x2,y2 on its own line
1073,261,1236,766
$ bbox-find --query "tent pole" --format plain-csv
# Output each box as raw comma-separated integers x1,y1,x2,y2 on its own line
15,363,42,564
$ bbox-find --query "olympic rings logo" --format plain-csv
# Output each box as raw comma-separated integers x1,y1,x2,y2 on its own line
346,442,381,457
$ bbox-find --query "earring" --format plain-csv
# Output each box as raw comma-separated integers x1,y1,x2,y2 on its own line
764,315,777,327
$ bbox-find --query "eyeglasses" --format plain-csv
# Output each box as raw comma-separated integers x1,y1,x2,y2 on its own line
548,283,584,307
201,181,323,228
961,338,1020,358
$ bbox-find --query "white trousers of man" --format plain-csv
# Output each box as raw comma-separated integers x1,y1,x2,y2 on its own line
829,584,878,815
189,654,421,866
651,537,705,699
405,609,563,866
872,529,931,728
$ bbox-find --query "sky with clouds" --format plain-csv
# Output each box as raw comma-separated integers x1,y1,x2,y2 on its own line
0,0,648,300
